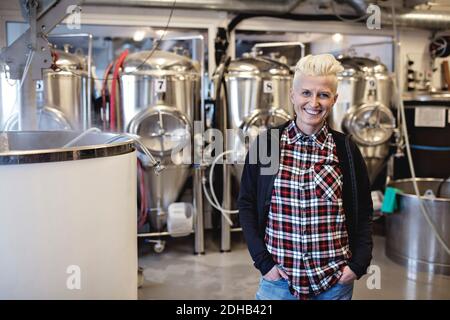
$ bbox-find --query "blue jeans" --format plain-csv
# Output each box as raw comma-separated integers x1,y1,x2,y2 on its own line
255,277,354,300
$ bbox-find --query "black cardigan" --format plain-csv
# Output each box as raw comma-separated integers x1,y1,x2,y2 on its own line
238,121,373,279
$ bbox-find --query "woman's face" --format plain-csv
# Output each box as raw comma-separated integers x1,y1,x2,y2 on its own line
290,74,338,135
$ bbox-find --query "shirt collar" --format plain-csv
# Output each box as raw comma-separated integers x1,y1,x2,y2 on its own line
285,120,329,149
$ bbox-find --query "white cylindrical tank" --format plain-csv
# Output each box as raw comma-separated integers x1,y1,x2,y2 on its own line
0,131,137,299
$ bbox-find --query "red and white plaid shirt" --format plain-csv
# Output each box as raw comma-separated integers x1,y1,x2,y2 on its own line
264,121,351,299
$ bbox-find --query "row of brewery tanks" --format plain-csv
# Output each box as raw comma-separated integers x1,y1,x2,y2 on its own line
0,45,397,253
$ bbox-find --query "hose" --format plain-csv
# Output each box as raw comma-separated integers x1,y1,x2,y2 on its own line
110,49,129,131
330,0,369,23
200,56,237,224
391,3,450,256
62,127,101,148
104,132,164,174
101,61,114,131
137,159,148,228
410,145,450,152
201,150,240,226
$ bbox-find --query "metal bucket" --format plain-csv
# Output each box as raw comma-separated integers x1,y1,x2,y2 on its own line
0,131,137,299
385,178,450,277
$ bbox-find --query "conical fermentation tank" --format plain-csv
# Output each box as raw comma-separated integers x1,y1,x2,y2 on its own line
1,47,92,131
223,54,294,180
218,53,293,252
119,50,201,231
331,56,396,182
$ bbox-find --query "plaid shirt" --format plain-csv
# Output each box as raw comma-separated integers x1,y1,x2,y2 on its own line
264,121,351,299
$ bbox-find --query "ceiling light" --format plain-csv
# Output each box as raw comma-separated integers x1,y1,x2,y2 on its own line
332,33,343,43
133,30,146,42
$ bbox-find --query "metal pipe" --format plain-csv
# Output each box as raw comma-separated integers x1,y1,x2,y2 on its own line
62,127,101,148
104,133,164,173
87,34,93,130
383,10,450,30
138,231,171,237
18,49,37,131
339,0,450,30
86,0,305,13
221,161,232,252
348,40,395,49
335,0,367,17
194,167,204,254
18,65,37,131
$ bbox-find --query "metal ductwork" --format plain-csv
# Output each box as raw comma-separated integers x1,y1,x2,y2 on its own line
383,10,450,30
85,0,450,30
339,0,450,30
335,0,367,16
86,0,305,13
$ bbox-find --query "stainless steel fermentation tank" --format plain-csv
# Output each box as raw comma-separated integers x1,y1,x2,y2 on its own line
218,54,294,251
1,45,93,131
330,56,395,183
118,49,204,253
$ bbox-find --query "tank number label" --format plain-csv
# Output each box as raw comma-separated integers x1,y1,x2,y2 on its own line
35,80,44,92
155,79,167,93
263,80,273,93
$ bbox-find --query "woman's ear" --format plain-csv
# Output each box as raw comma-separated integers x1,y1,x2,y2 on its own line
289,88,295,105
333,93,339,105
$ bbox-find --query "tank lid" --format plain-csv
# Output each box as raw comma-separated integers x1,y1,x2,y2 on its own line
0,131,135,165
227,56,292,76
53,49,86,71
338,56,388,75
122,50,199,74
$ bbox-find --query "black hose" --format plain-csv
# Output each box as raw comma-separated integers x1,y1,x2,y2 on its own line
215,12,362,66
227,13,363,33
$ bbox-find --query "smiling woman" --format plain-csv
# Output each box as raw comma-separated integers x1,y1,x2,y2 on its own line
239,53,373,300
291,54,344,135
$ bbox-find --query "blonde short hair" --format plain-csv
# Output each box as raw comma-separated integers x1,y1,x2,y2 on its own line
293,54,344,92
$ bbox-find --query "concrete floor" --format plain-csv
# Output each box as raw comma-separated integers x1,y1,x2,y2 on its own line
138,231,450,300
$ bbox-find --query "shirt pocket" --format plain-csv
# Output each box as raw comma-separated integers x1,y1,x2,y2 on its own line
313,164,343,201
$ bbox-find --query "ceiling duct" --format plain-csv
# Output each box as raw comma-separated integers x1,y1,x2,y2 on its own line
85,0,305,13
339,0,450,30
383,10,450,30
335,0,367,16
84,0,450,30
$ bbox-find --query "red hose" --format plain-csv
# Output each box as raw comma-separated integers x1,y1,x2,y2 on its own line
50,50,60,71
137,159,148,228
101,61,114,130
110,49,129,131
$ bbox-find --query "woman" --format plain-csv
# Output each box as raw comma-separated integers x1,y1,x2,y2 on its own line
238,54,373,300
